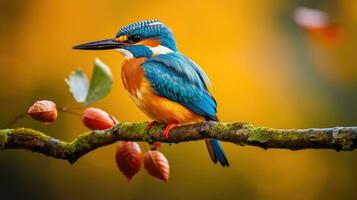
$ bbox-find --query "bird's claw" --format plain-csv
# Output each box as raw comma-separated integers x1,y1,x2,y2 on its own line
163,123,179,140
164,131,170,140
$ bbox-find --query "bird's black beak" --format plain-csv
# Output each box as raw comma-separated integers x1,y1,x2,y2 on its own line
73,38,123,50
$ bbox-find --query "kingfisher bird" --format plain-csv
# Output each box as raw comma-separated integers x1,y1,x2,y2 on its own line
73,20,229,166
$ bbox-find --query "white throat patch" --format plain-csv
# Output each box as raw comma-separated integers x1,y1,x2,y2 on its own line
115,48,134,59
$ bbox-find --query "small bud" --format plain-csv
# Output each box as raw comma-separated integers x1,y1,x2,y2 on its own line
143,150,169,182
27,100,57,123
82,107,115,130
115,142,142,181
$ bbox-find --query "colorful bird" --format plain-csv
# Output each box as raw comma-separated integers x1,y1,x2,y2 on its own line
73,20,229,166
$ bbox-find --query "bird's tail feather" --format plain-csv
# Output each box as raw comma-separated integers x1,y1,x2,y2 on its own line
205,139,229,167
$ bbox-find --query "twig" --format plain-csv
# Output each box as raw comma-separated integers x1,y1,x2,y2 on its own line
2,113,27,129
58,106,82,117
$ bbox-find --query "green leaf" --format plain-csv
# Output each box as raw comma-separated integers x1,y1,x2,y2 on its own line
85,58,113,104
65,69,89,103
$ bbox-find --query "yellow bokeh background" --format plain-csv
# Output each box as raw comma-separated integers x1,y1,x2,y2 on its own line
1,0,357,199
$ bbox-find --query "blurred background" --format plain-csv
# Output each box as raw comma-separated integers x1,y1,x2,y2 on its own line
0,0,357,199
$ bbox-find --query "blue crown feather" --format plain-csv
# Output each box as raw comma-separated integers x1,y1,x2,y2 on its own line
116,20,177,51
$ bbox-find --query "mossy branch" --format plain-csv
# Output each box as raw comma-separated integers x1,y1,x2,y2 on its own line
1,122,357,163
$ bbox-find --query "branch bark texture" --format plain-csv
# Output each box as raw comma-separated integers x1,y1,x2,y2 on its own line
1,122,356,163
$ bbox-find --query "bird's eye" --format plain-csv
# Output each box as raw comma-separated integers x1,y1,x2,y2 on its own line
127,35,142,43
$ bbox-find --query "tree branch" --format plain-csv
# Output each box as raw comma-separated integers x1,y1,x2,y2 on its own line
1,122,357,163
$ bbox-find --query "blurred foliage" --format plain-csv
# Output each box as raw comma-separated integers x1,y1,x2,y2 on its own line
85,58,113,104
66,58,113,104
0,0,357,200
65,69,89,103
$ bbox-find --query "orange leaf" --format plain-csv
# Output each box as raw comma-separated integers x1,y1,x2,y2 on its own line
143,150,169,182
27,100,57,123
82,107,115,130
115,142,142,181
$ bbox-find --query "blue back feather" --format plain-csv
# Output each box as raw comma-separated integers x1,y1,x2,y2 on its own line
142,52,216,117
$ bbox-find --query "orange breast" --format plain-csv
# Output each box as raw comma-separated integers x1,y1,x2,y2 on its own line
121,58,146,95
121,58,204,124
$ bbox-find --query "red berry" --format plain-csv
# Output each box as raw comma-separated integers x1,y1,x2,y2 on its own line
82,107,115,130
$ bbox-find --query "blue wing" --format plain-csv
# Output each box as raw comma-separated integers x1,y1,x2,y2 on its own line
143,53,229,166
142,52,217,117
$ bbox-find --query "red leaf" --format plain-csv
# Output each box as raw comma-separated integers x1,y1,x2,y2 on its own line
82,107,115,130
143,150,169,182
27,100,57,123
115,142,142,181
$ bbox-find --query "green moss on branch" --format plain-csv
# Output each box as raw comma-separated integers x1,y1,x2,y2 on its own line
0,122,357,163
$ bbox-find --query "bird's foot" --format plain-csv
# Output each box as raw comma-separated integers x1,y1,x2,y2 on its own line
163,123,180,140
145,121,160,133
